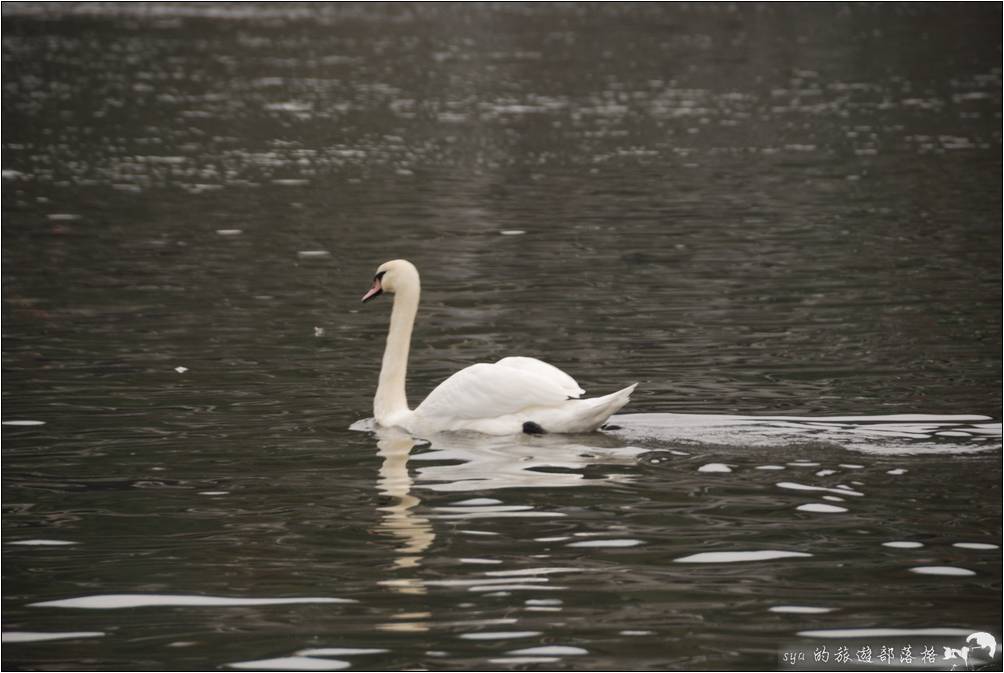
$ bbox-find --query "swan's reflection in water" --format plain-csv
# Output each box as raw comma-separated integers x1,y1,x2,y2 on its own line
375,428,434,577
369,423,647,605
398,429,645,493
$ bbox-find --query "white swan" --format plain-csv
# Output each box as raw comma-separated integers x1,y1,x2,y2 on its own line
361,259,637,435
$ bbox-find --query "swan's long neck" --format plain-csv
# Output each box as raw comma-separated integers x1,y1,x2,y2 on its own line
374,280,419,424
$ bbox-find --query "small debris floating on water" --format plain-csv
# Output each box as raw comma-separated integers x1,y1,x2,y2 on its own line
500,229,526,236
313,326,325,337
297,250,330,258
216,229,242,236
174,366,188,373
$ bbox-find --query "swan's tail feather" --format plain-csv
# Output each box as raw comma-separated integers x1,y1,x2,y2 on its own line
557,383,637,433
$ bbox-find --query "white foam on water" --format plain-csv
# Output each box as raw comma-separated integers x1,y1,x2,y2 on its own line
507,646,588,655
609,412,1000,455
952,542,998,550
567,539,643,548
459,631,541,640
798,627,972,638
674,550,812,563
698,463,732,473
30,594,356,609
386,577,545,588
467,584,565,593
485,567,582,577
797,503,848,513
296,648,387,656
908,566,976,576
227,656,349,671
777,482,864,497
433,504,539,519
2,631,104,643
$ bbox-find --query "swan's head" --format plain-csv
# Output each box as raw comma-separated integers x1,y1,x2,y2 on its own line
361,259,420,303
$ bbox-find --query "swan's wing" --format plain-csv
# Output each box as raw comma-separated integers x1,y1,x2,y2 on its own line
416,360,581,420
494,356,585,398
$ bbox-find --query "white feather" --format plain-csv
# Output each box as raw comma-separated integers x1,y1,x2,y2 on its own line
417,361,575,420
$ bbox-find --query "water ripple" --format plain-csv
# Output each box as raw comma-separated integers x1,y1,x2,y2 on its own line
674,550,813,563
30,594,356,609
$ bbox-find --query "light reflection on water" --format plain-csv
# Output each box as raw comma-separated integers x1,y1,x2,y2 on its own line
3,2,1001,671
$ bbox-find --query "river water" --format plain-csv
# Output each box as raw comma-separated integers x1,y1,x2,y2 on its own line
3,4,1001,671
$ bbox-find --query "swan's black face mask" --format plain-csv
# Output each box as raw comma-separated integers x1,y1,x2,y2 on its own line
361,271,386,303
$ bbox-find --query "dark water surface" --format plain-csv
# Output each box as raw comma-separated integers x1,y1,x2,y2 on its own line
3,4,1001,671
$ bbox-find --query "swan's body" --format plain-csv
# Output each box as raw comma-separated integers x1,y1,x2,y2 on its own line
362,259,636,435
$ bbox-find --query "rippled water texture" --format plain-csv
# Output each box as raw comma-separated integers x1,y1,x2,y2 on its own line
3,3,1001,671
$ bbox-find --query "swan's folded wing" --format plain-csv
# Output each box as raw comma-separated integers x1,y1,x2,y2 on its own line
494,356,585,398
416,362,576,420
